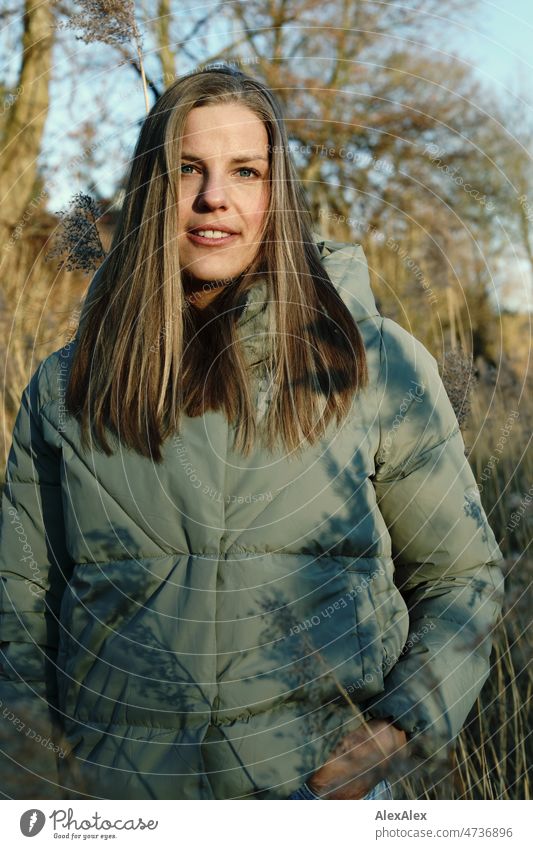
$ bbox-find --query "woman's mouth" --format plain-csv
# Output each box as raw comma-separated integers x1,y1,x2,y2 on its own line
187,229,239,246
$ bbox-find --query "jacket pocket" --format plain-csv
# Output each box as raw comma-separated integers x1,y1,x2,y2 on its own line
251,559,389,710
56,581,76,711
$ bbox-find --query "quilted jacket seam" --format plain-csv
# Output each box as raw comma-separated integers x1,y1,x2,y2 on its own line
39,406,169,557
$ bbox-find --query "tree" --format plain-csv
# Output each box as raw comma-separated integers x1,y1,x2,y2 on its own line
0,0,54,251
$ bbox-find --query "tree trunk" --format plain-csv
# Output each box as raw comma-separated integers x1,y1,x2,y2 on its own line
0,0,54,242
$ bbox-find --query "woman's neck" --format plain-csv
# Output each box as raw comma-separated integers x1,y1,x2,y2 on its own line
183,273,238,310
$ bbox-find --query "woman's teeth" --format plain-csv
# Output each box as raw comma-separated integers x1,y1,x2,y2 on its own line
195,230,233,239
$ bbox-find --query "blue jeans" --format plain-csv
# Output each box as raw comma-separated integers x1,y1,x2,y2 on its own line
288,777,393,800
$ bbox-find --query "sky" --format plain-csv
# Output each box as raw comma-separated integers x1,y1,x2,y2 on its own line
462,0,533,311
457,0,533,93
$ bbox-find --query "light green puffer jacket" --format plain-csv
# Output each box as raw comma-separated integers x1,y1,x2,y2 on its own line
0,235,505,800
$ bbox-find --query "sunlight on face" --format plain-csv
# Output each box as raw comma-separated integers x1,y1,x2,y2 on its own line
176,102,271,292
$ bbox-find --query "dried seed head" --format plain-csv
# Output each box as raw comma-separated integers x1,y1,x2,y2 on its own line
56,0,142,47
439,347,477,431
45,192,106,274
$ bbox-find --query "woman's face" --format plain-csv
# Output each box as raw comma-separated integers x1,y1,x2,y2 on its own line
176,102,270,285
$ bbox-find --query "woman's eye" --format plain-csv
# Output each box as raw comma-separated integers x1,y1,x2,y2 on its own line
179,164,261,178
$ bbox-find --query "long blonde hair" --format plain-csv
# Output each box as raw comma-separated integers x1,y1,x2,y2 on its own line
66,64,368,462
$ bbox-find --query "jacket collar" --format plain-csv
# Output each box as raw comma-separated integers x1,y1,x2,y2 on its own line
76,232,379,343
235,231,380,330
233,232,380,368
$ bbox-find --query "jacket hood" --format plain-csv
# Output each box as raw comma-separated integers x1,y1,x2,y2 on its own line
309,231,380,323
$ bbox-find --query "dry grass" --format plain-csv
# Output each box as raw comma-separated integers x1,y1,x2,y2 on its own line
448,360,532,801
399,351,532,800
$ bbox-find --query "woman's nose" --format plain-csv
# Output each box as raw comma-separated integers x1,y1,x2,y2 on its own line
200,171,229,208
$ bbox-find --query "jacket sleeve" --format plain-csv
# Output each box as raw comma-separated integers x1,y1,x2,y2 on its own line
364,317,505,764
0,361,74,798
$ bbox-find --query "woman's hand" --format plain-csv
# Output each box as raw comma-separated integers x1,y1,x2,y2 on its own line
306,719,407,799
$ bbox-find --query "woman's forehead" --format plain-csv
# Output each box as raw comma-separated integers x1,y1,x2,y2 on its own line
181,102,269,149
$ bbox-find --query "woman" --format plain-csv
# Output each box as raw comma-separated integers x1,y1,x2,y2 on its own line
0,65,505,801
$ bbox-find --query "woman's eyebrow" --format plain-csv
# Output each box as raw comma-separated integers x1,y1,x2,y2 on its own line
181,152,269,164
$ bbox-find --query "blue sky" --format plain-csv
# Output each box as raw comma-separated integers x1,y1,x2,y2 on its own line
460,0,533,96
462,1,533,310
